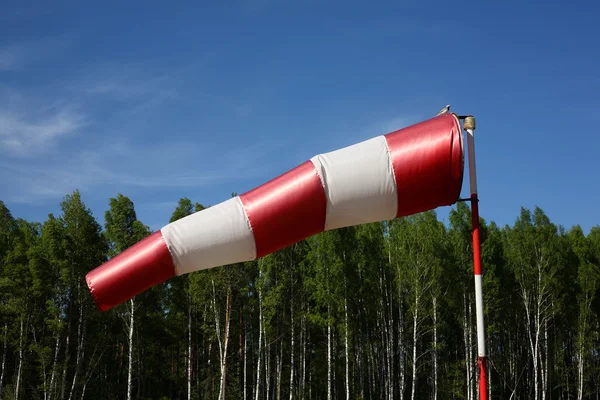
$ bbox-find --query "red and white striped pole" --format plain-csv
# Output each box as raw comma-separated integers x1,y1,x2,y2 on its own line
464,115,488,399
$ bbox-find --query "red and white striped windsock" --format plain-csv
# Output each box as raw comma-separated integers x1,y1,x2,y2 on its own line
86,113,464,312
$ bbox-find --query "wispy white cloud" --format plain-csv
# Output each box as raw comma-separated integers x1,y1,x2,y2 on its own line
65,61,192,122
0,105,87,157
80,64,177,101
0,36,70,71
0,44,25,71
0,44,273,206
1,134,276,205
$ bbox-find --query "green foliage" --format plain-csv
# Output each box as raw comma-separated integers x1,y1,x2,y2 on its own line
104,193,150,255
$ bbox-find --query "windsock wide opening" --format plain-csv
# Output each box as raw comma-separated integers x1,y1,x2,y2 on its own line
384,113,464,217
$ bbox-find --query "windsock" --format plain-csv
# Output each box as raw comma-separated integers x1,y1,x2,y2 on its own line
86,113,464,312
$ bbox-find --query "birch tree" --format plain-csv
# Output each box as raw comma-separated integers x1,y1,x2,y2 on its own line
505,207,564,400
104,193,151,400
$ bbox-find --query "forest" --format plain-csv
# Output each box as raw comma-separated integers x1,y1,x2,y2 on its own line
0,189,599,400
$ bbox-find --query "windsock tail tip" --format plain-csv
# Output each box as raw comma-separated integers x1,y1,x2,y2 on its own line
86,230,177,312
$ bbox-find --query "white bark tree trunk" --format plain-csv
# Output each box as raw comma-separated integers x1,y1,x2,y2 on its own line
0,322,8,400
48,322,61,400
327,304,332,400
388,284,394,400
276,345,283,400
32,327,49,400
578,333,584,400
213,280,231,400
255,283,263,400
470,299,475,400
265,328,271,399
577,292,592,400
523,288,540,400
541,319,549,400
68,293,86,400
398,294,405,400
80,338,106,400
300,313,306,399
464,292,472,400
188,295,192,400
219,289,231,400
345,296,350,400
61,315,71,400
243,326,248,400
127,298,135,400
410,289,418,400
14,318,24,400
433,296,438,400
289,286,295,400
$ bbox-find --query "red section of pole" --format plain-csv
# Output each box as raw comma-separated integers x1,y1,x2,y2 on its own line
471,193,487,400
471,194,482,275
478,357,488,400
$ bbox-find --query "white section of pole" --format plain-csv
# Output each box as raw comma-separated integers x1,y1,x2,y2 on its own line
474,274,486,357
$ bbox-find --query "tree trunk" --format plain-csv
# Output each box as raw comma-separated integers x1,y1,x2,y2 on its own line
306,324,313,400
48,320,61,400
216,284,231,400
542,318,549,400
327,304,332,400
523,288,540,400
345,296,350,400
14,318,24,400
276,344,283,400
127,298,135,400
238,305,240,393
410,289,418,400
388,292,394,400
398,294,405,400
300,313,306,400
469,299,474,400
188,295,192,400
433,296,438,400
265,327,271,399
244,325,248,400
368,347,375,399
80,337,106,400
578,329,584,400
0,322,7,400
69,292,86,400
61,315,71,400
464,293,473,400
289,285,295,400
255,281,263,400
199,305,206,397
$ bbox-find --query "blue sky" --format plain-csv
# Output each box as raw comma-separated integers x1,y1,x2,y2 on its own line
1,0,599,235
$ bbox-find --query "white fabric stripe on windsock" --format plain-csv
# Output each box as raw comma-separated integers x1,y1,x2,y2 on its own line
310,135,398,231
161,196,257,275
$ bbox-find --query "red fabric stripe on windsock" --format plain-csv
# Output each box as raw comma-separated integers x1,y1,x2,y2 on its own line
239,160,327,258
384,114,464,218
85,231,176,312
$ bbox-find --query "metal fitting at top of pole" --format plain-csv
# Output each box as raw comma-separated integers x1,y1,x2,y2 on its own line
463,116,478,197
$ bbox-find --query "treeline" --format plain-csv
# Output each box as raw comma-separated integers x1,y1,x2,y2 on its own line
1,190,599,400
